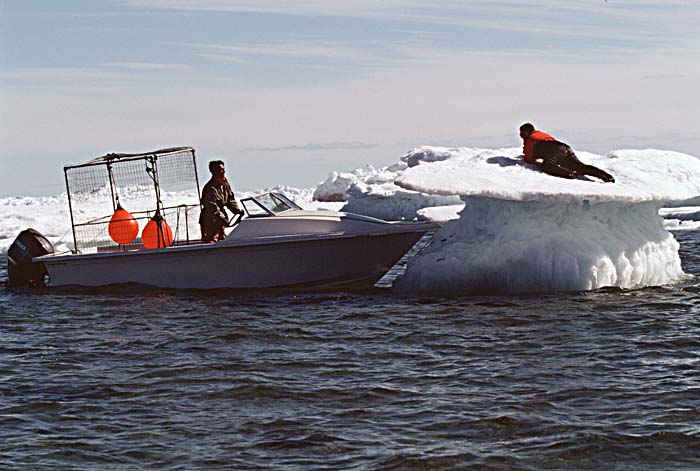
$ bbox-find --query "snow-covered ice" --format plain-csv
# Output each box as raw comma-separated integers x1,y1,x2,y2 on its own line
313,164,402,202
396,147,700,203
416,205,464,223
660,207,700,231
392,146,700,295
341,186,462,221
314,152,462,220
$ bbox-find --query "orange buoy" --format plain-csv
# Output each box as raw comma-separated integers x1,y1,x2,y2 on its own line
141,214,173,249
108,205,139,245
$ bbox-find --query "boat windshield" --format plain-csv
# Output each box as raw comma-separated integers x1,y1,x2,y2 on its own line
240,192,302,217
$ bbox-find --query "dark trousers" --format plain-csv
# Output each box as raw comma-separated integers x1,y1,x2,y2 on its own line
539,143,614,182
201,224,225,243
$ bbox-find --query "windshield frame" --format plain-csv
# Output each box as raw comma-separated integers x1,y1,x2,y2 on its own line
239,192,302,217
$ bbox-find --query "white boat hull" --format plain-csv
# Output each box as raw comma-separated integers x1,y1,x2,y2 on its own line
41,231,429,290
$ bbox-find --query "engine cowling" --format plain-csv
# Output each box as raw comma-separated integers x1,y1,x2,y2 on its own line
7,228,54,288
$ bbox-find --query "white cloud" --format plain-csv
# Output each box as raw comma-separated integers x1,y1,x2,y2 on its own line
247,142,379,152
0,67,139,82
121,0,700,49
183,40,372,62
121,0,431,17
0,65,194,85
104,62,191,71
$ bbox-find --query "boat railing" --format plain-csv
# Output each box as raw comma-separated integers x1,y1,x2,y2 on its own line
74,203,201,253
63,146,202,254
71,193,305,252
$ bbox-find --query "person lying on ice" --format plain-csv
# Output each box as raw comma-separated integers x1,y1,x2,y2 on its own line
519,122,615,183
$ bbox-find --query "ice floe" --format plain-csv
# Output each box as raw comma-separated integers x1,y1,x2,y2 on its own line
392,146,700,295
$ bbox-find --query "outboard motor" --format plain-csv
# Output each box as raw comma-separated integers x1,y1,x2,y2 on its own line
7,228,54,288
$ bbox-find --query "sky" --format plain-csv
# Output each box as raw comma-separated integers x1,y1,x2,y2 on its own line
1,0,699,197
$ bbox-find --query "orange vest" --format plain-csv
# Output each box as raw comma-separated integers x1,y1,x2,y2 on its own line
523,130,556,163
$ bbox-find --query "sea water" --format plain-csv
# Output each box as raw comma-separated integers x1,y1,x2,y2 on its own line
1,231,699,470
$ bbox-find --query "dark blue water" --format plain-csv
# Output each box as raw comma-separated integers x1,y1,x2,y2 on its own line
1,232,700,470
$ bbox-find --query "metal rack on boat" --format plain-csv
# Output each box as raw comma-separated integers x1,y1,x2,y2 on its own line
63,147,202,254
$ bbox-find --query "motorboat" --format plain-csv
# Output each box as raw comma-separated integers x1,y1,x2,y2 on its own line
29,193,436,290
8,147,436,290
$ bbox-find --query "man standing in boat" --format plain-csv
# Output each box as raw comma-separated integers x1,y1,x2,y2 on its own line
199,160,245,243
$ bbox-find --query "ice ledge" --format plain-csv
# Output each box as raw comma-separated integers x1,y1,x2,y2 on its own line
395,147,700,204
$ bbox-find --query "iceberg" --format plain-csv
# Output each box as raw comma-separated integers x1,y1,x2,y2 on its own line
314,151,463,220
659,207,700,231
341,184,463,221
313,164,399,202
392,146,700,295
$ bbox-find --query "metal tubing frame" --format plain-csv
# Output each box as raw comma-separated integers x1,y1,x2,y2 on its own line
64,168,79,254
106,162,117,212
63,147,199,252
